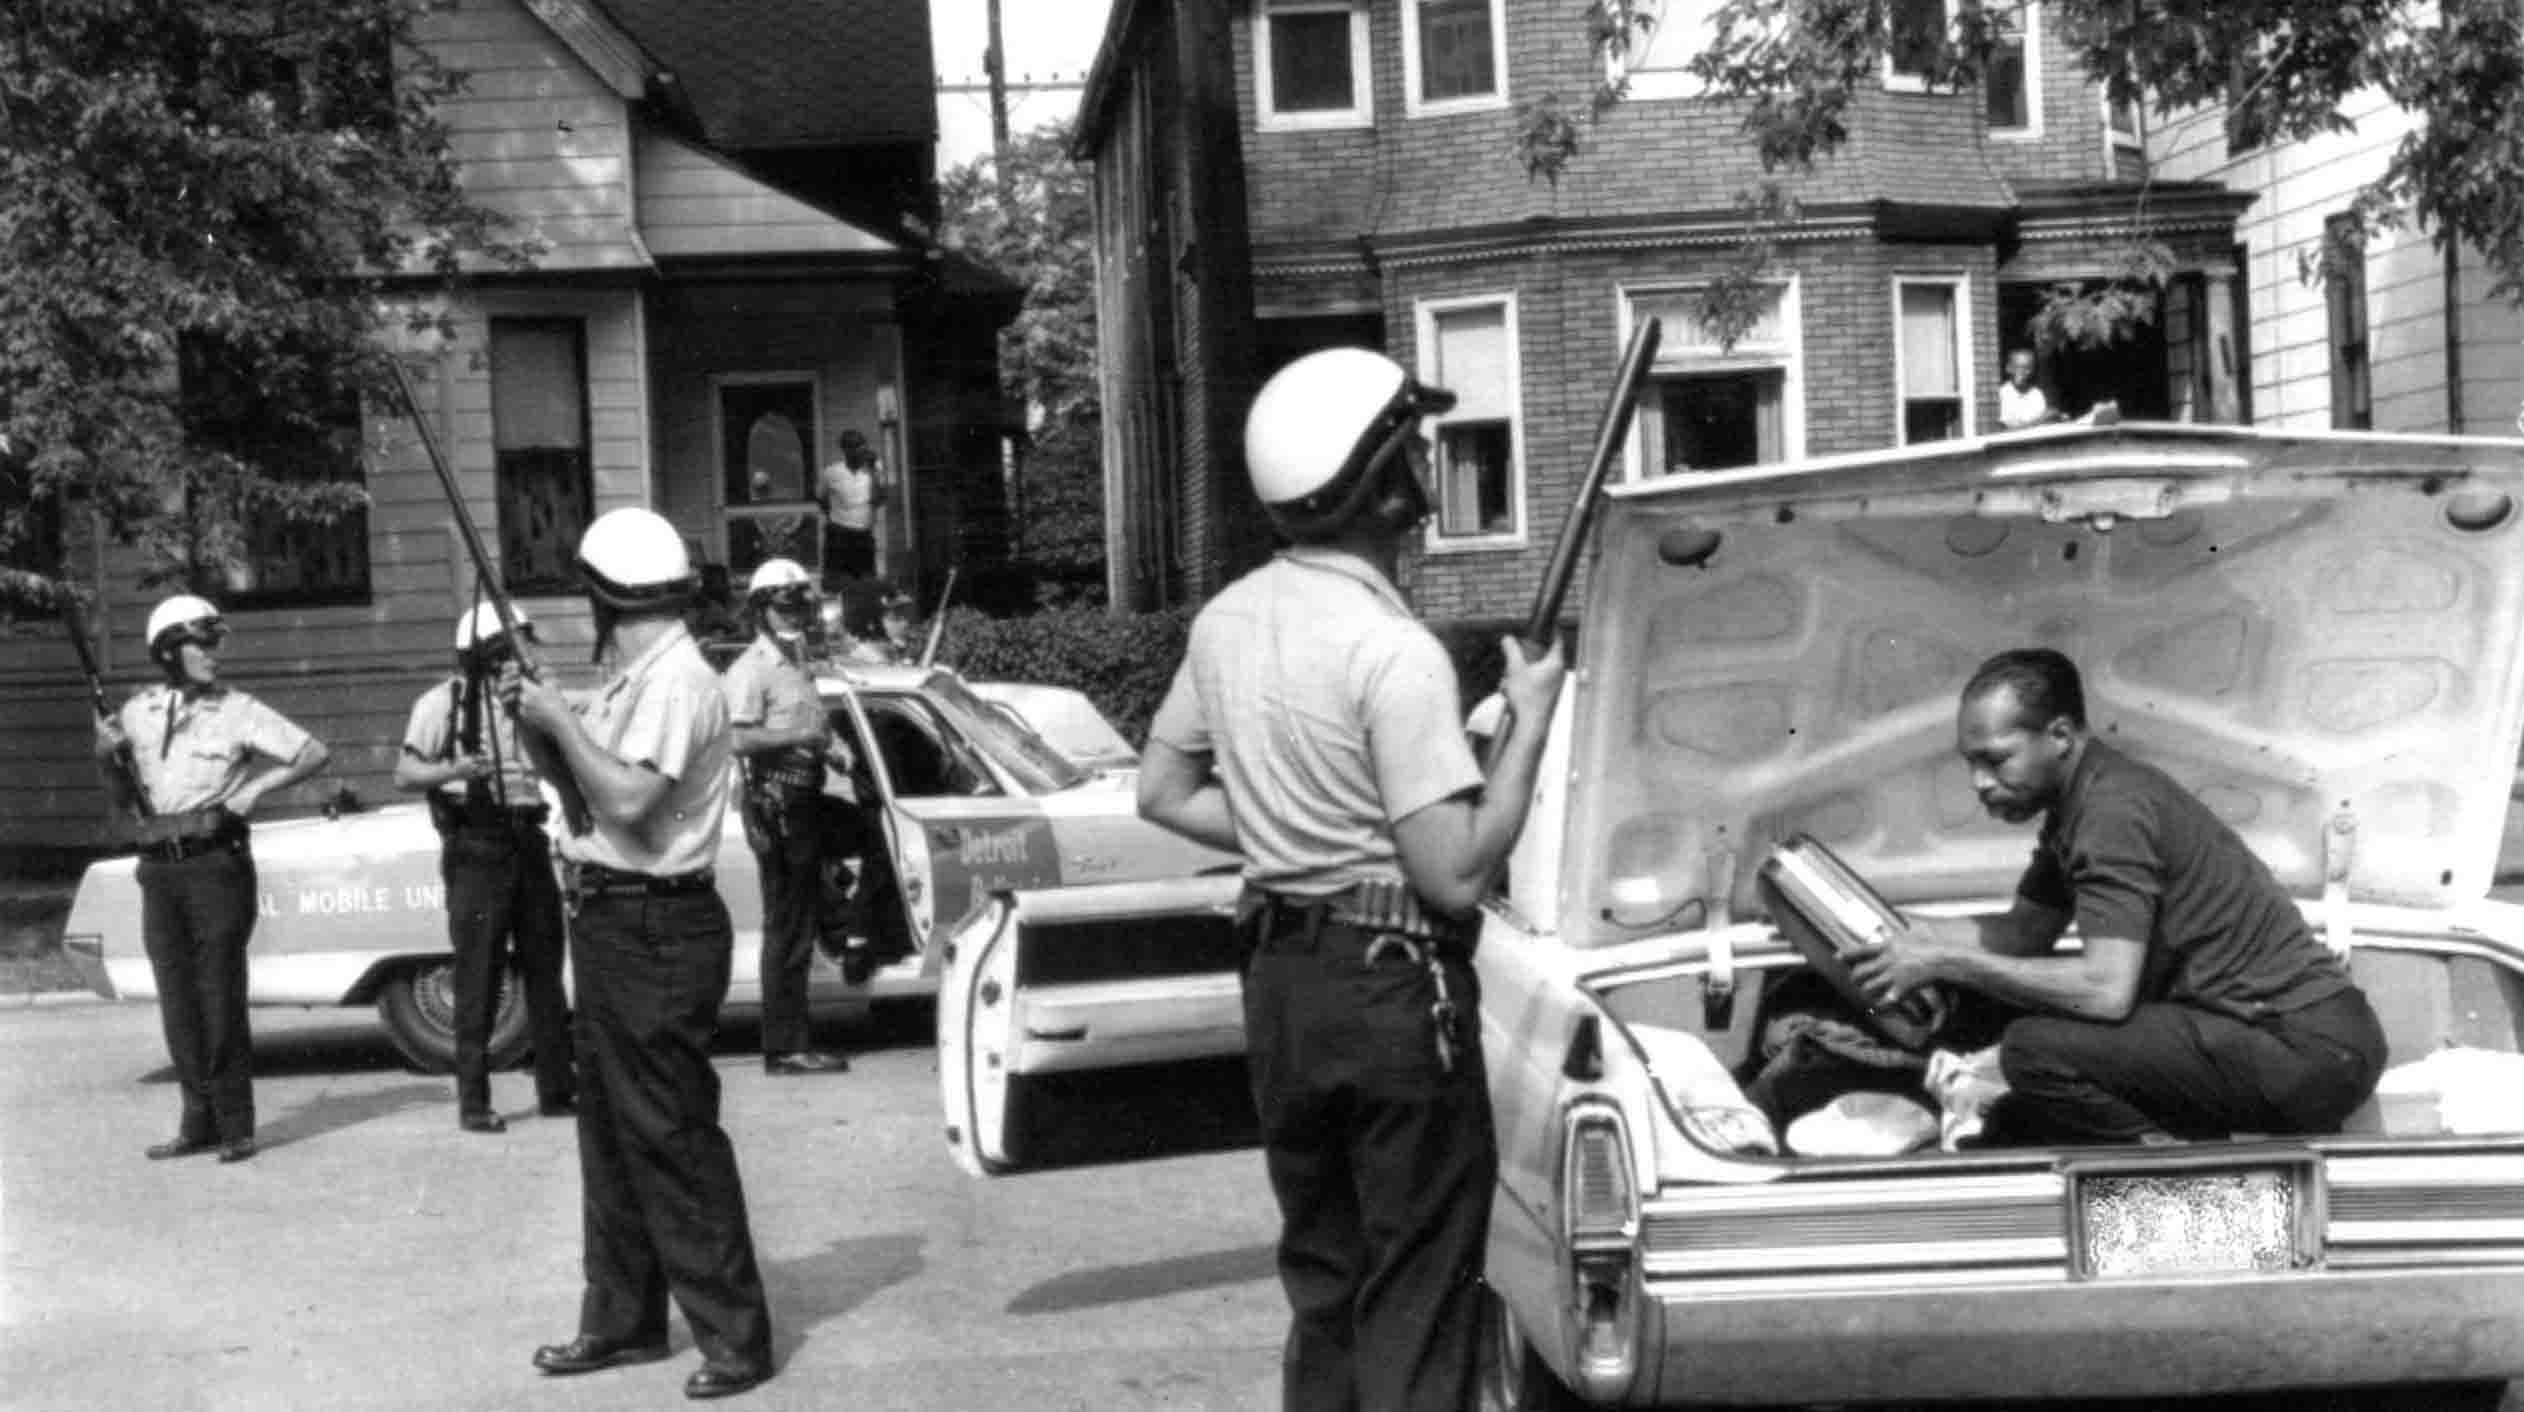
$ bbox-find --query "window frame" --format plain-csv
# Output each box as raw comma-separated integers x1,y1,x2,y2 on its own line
1616,278,1808,481
1891,275,1976,445
1401,0,1510,117
2103,85,2145,157
1984,0,2041,139
488,316,595,598
1412,292,1528,555
1883,0,1950,92
710,370,825,578
177,335,373,610
1255,0,1373,132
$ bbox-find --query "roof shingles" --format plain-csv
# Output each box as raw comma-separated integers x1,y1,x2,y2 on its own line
596,0,936,148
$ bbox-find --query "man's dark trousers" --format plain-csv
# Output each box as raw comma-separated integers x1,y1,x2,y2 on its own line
1976,988,2388,1143
1242,908,1495,1412
138,847,258,1144
751,790,824,1055
567,888,773,1365
443,824,574,1114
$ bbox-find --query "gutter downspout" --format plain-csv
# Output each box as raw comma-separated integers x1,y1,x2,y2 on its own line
2444,243,2466,434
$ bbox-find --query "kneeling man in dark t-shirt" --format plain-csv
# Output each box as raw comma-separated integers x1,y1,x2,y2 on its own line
1854,647,2388,1145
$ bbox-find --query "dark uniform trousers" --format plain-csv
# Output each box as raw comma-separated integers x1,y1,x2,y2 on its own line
749,789,825,1055
1954,987,2389,1143
442,823,574,1114
139,845,258,1144
1241,905,1496,1412
568,886,773,1364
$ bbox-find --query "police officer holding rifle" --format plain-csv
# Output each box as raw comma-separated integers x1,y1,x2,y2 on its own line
393,602,575,1133
91,594,330,1165
1136,346,1573,1412
501,509,775,1400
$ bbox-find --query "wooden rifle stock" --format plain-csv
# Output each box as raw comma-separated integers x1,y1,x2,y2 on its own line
387,358,591,836
1480,315,1663,769
58,592,151,822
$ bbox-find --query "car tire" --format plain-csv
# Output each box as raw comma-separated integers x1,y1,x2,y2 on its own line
1479,1286,1589,1412
376,961,532,1075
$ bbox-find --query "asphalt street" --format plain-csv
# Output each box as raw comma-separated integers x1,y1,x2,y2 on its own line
0,1000,1287,1412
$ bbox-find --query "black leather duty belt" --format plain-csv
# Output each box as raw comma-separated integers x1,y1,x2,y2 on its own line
138,832,249,863
563,862,716,900
1246,880,1475,949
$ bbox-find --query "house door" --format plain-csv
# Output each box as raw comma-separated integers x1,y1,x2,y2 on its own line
718,376,821,580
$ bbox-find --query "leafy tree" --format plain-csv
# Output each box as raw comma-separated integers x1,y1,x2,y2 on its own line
1517,0,2524,351
0,0,532,614
937,119,1105,595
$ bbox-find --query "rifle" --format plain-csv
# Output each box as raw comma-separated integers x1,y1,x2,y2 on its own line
59,592,151,823
916,565,960,669
1480,315,1663,770
386,357,591,836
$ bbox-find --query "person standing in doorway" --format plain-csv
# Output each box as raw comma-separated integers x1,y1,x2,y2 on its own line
1137,346,1567,1412
723,557,851,1076
504,508,775,1400
393,603,575,1134
817,428,883,591
95,595,330,1164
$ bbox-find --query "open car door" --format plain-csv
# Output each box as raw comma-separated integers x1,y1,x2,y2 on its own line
939,873,1248,1175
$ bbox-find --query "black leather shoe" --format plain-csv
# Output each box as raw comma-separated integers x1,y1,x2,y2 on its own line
532,1334,671,1377
461,1111,508,1135
684,1358,772,1399
217,1138,257,1164
763,1051,849,1076
146,1136,219,1161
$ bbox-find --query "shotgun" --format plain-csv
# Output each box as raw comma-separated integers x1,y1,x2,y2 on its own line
1479,315,1663,768
60,591,151,823
386,357,591,837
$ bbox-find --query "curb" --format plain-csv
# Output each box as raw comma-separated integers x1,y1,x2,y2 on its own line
2,990,113,1011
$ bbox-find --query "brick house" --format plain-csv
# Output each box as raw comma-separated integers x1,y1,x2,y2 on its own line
0,0,1020,854
1075,0,2255,614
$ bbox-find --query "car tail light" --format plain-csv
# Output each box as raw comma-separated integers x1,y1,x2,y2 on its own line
1560,1102,1643,1397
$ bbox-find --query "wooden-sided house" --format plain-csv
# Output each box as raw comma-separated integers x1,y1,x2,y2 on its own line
0,0,1020,856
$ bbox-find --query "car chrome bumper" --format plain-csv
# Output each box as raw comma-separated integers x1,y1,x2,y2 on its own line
1647,1265,2524,1405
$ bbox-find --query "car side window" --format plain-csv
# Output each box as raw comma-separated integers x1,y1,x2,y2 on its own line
858,696,1000,799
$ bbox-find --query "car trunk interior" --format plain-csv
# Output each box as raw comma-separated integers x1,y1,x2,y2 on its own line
1588,933,2524,1162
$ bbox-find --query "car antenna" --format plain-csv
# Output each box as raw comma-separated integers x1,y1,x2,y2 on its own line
917,565,960,670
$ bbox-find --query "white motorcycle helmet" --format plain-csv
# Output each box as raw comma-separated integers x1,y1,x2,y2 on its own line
454,601,533,655
746,557,814,601
573,507,696,612
1244,347,1456,542
145,593,226,661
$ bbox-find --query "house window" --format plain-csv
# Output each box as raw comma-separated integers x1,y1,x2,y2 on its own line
1983,0,2036,135
2325,214,2372,431
490,319,593,595
2105,86,2143,148
1404,0,1507,112
1623,282,1804,477
179,335,370,607
1415,297,1523,547
717,375,821,580
1887,0,1948,85
1896,278,1972,444
0,458,62,583
1257,0,1370,130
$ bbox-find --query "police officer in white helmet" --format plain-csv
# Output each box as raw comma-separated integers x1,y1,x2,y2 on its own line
392,602,574,1133
1137,348,1567,1412
723,558,850,1075
93,594,330,1165
499,508,774,1399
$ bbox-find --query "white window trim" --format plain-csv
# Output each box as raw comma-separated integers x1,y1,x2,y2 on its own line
710,370,825,560
2102,85,2144,157
1617,0,1708,101
1414,293,1528,554
1882,0,1943,93
1891,276,1975,444
1401,0,1511,117
1987,0,2041,140
1256,0,1374,133
1615,278,1807,482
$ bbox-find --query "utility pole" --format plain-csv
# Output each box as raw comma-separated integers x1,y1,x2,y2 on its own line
984,0,1012,197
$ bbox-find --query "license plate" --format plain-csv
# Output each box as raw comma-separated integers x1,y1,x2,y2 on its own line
2076,1168,2302,1278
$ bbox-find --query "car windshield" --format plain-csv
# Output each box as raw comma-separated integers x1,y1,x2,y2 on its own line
919,674,1091,794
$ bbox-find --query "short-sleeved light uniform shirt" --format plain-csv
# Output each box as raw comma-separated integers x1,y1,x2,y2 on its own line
119,685,314,815
556,624,733,878
721,634,826,792
401,676,542,800
1148,547,1482,898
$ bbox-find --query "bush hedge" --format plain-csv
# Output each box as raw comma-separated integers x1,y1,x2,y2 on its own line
937,605,1579,746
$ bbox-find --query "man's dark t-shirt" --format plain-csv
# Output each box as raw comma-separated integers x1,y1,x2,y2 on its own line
2019,739,2352,1023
